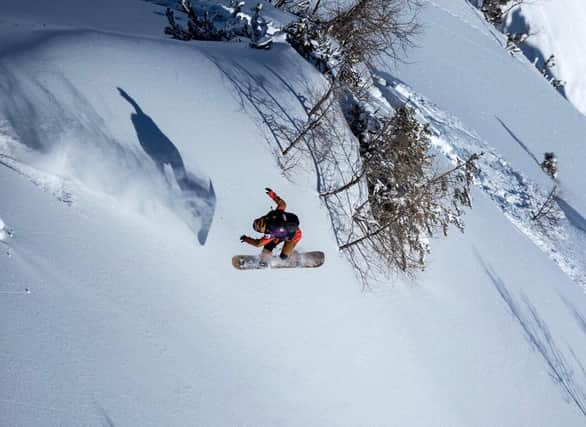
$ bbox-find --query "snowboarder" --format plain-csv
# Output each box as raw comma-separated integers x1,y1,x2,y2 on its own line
240,188,302,264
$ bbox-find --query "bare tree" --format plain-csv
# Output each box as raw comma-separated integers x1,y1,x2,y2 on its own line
532,152,561,225
323,0,421,64
282,79,339,155
531,184,559,223
338,107,480,273
279,0,421,87
480,0,527,26
272,0,311,15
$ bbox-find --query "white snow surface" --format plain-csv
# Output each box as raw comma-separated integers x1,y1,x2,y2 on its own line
504,0,586,116
1,1,586,426
0,215,6,241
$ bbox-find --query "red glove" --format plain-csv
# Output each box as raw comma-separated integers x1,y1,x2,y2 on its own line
265,187,278,201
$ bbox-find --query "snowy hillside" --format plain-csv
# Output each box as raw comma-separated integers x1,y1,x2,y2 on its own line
1,0,586,426
503,0,586,116
384,0,586,286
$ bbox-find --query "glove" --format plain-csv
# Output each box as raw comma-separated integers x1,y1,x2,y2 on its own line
265,187,277,200
240,235,249,243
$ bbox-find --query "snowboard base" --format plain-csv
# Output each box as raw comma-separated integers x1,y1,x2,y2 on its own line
232,251,324,270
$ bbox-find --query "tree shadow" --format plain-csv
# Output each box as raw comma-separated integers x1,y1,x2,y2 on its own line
559,293,586,337
482,261,586,416
96,405,116,427
118,88,215,244
555,197,586,233
495,116,540,166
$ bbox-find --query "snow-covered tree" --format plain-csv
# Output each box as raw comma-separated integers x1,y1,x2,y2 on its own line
165,1,226,41
540,54,556,76
271,0,311,16
164,0,249,42
551,78,566,89
531,152,561,225
505,32,528,53
541,152,558,179
278,0,420,85
480,0,526,26
481,0,506,24
284,18,336,74
340,106,480,273
536,54,566,90
324,0,420,83
248,3,271,46
225,1,248,39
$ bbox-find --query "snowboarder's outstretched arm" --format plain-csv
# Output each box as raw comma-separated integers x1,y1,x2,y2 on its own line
240,235,273,247
266,187,286,211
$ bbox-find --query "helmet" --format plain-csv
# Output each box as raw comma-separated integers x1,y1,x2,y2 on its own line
253,217,266,233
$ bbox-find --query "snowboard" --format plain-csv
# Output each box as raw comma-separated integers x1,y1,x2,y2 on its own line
232,251,324,270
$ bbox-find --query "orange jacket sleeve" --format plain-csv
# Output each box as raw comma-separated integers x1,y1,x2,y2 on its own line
267,189,287,211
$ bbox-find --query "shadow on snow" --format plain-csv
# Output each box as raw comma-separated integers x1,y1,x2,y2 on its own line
203,50,366,262
118,87,215,244
555,197,586,234
494,116,540,166
481,260,586,417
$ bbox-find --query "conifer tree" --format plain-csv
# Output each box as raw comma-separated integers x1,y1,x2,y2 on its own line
341,107,480,273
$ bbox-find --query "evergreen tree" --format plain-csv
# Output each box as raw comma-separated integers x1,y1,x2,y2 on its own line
342,107,479,272
284,18,336,74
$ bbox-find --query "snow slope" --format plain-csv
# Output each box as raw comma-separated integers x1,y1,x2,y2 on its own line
504,0,586,117
1,0,586,426
390,1,586,216
383,0,586,285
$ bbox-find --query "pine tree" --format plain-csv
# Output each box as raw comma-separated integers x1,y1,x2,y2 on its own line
341,106,479,272
284,18,337,74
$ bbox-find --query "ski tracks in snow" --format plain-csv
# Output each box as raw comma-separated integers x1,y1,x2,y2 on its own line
375,77,586,290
